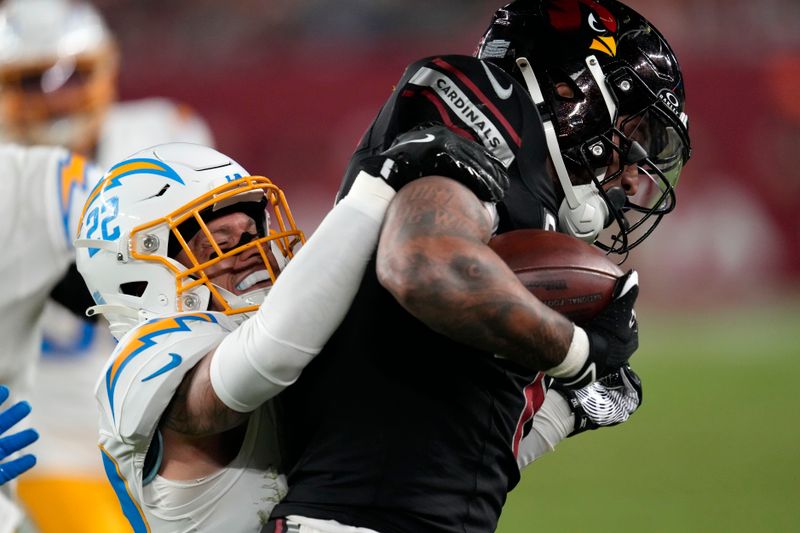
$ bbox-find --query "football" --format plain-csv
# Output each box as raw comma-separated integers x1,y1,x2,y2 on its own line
488,229,624,324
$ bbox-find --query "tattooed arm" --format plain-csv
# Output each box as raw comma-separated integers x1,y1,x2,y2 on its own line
157,351,250,479
155,171,398,478
377,176,574,370
161,352,248,437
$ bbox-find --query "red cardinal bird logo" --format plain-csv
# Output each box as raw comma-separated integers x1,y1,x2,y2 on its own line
547,0,619,57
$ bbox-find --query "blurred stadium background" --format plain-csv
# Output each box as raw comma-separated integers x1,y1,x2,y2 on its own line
87,0,800,530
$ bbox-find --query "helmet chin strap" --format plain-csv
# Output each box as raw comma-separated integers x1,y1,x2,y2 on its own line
515,56,617,243
85,304,149,341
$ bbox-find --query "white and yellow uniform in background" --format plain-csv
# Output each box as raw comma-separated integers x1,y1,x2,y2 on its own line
0,0,216,527
0,144,99,529
20,99,213,532
96,312,285,533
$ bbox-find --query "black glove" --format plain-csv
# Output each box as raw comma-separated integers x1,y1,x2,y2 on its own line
552,364,643,437
362,124,509,202
560,270,640,388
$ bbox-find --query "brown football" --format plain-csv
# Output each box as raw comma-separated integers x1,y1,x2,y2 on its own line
488,229,623,324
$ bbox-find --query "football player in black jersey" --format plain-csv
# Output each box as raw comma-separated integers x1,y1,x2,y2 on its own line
265,1,690,532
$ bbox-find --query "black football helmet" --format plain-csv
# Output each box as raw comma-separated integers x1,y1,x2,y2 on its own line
477,0,690,255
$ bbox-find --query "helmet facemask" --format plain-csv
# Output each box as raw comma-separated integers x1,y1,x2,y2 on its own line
477,0,691,258
77,166,305,341
130,176,304,318
570,64,690,256
0,44,118,152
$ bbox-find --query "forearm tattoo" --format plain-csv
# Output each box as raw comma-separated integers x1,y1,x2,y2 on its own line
381,177,572,370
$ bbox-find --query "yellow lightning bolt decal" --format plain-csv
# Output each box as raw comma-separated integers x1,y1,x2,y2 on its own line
60,152,88,211
105,313,217,419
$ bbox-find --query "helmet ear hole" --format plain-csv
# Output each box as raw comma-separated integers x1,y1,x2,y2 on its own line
120,281,148,297
554,82,575,100
549,68,579,101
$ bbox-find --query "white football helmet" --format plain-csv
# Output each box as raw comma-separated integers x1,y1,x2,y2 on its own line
0,0,118,151
75,143,305,340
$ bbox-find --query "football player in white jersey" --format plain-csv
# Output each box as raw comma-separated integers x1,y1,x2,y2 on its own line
73,134,641,532
0,142,101,530
72,136,513,532
0,1,213,529
0,0,212,162
0,145,97,398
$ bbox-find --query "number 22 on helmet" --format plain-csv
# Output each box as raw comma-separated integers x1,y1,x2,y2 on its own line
75,143,305,340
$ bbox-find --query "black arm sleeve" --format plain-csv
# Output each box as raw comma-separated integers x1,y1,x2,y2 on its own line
49,262,97,322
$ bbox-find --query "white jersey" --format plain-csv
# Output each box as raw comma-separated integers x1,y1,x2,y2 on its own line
30,97,214,476
0,144,99,400
96,311,286,533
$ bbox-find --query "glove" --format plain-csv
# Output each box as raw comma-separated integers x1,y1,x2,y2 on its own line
0,385,39,485
552,364,643,437
362,124,509,202
558,270,639,388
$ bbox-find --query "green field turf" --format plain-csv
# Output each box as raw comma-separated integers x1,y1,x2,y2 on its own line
497,301,800,533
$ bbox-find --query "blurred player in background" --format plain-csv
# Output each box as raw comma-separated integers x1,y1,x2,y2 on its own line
0,0,212,530
265,1,690,531
0,0,212,161
0,142,100,531
72,137,505,532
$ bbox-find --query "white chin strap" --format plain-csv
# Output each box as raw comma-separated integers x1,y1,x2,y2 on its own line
85,304,147,341
515,56,616,243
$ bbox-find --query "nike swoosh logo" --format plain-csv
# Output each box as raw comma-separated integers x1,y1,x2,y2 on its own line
391,133,436,148
141,353,183,382
481,62,513,100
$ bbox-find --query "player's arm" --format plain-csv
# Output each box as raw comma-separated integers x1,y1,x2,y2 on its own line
378,176,574,370
378,178,639,382
162,126,512,433
516,365,643,468
96,319,240,481
157,173,395,438
159,351,246,436
50,263,99,321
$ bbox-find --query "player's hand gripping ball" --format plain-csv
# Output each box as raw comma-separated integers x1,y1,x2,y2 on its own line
489,229,623,324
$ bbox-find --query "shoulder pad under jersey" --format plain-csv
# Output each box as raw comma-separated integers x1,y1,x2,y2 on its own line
96,312,234,443
338,55,556,224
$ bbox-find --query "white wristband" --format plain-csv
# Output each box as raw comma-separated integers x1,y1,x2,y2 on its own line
546,325,589,379
343,170,396,221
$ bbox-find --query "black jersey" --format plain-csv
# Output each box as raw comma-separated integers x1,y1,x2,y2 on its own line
338,54,559,233
271,55,557,533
